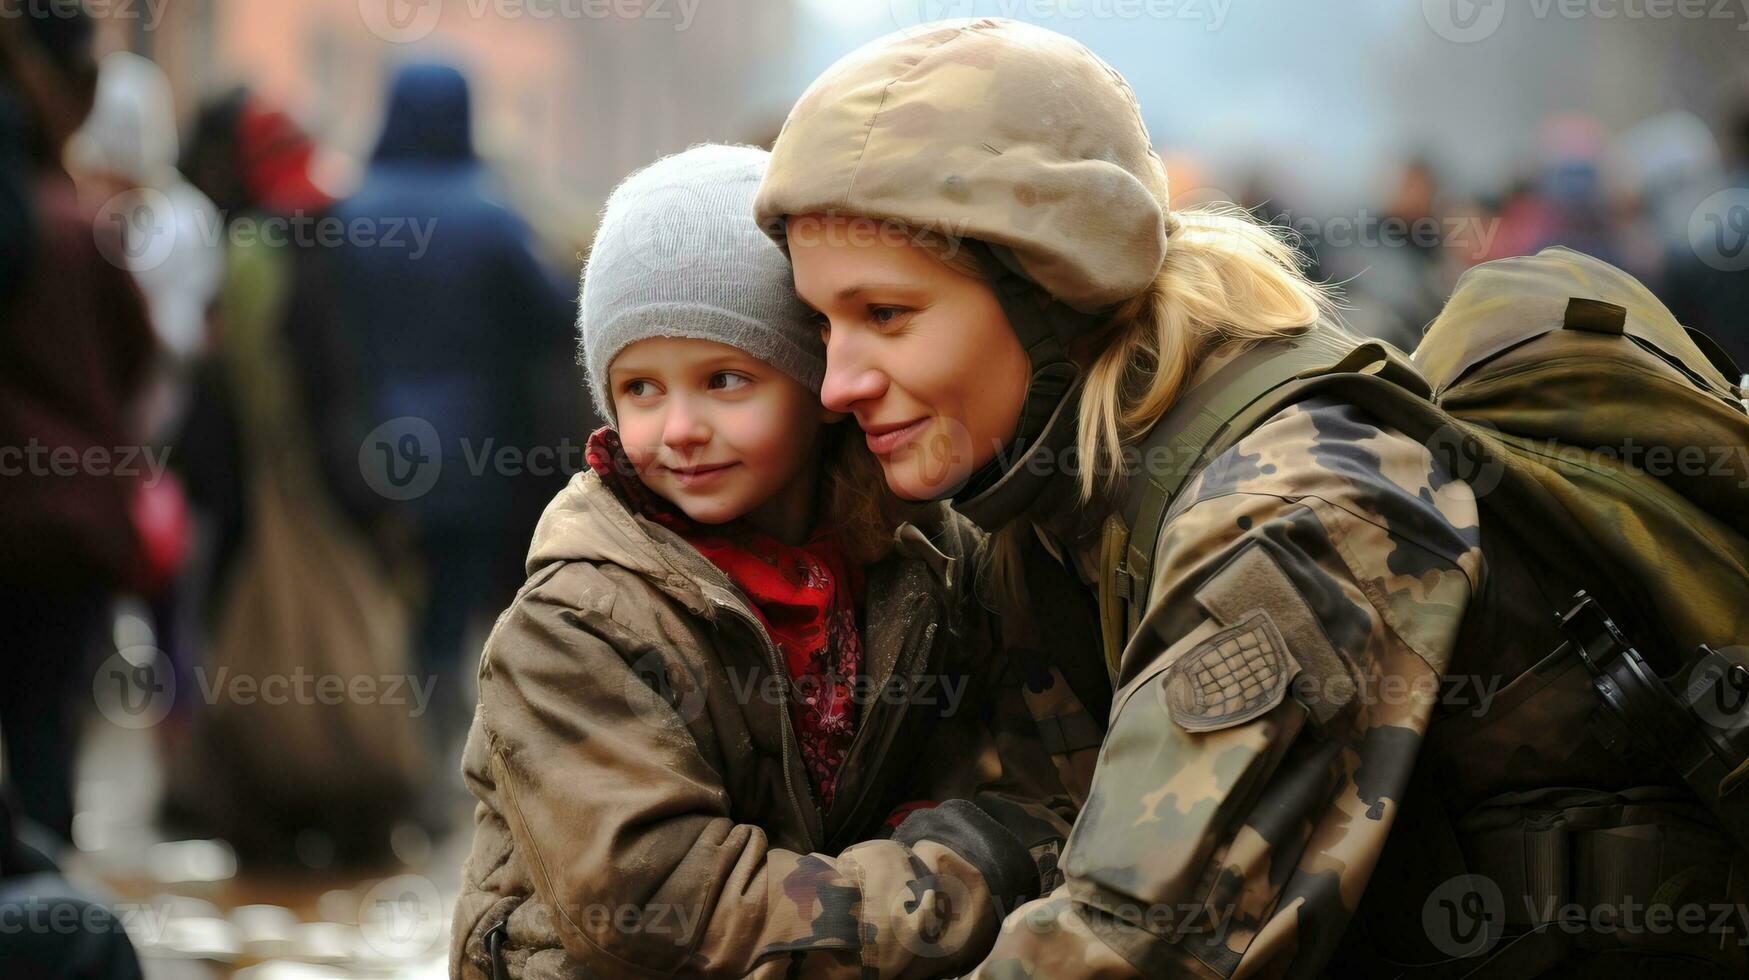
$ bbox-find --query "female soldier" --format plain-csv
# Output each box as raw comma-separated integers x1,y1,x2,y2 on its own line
754,18,1492,978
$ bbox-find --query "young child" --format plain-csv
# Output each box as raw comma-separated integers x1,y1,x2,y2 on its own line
451,145,1069,980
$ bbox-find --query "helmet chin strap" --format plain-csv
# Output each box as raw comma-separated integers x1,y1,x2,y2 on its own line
937,244,1106,529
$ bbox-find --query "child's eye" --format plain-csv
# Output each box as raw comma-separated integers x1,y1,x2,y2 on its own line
810,311,831,341
869,305,910,328
623,379,657,398
710,371,752,391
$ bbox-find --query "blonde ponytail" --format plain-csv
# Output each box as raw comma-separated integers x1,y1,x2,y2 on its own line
1073,204,1343,501
976,204,1343,623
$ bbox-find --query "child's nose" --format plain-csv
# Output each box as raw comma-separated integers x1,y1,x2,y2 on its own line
660,399,712,451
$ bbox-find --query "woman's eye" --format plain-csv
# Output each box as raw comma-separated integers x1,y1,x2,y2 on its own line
710,371,752,391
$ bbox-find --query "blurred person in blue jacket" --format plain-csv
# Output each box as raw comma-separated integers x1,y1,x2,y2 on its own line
319,62,575,756
1663,89,1749,374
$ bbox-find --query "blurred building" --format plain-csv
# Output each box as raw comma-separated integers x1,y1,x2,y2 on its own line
131,0,800,249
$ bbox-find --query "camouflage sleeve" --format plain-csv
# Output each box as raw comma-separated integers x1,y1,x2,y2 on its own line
973,399,1484,978
477,565,1032,979
904,599,1081,890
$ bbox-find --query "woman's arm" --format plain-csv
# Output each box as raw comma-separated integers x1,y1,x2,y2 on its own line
973,399,1485,978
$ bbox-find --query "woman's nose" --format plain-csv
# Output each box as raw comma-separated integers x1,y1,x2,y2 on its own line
819,332,888,415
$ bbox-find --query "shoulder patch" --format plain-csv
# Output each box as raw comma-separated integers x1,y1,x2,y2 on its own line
1162,610,1298,732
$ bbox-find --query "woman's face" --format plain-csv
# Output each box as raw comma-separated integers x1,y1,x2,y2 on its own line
787,215,1031,501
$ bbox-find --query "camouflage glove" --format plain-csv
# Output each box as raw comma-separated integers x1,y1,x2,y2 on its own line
891,799,1042,914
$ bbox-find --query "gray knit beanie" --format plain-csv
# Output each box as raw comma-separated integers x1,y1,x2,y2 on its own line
579,143,824,423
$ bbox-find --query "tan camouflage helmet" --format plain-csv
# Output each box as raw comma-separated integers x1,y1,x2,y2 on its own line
754,18,1172,314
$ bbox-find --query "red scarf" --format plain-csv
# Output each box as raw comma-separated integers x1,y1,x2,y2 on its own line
587,427,864,809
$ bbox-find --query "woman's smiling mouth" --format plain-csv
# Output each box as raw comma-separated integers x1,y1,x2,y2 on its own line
862,417,929,455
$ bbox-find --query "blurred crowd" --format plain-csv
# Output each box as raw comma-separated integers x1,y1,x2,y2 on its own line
0,3,1746,976
1,7,584,975
1233,105,1749,365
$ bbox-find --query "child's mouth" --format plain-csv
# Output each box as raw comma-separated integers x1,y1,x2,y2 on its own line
664,461,740,487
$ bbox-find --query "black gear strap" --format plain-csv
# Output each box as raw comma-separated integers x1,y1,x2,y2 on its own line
938,243,1106,523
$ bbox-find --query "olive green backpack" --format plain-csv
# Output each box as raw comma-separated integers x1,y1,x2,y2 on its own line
1104,245,1749,844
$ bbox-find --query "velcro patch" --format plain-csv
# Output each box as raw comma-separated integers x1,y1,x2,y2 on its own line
1162,611,1298,732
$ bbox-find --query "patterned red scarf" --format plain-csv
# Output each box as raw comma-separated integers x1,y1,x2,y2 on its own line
587,427,864,809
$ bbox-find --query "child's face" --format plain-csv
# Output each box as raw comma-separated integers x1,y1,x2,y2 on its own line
609,337,830,535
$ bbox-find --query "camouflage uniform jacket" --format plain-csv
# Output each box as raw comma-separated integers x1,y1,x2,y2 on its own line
451,468,1073,979
975,377,1486,977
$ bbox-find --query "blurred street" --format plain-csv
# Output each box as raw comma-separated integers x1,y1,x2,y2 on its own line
63,711,464,979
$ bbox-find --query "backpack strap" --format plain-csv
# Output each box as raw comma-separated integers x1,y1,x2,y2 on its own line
1103,330,1432,658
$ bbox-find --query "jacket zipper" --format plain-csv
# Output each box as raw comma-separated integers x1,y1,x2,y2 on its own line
827,594,941,847
706,593,824,850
